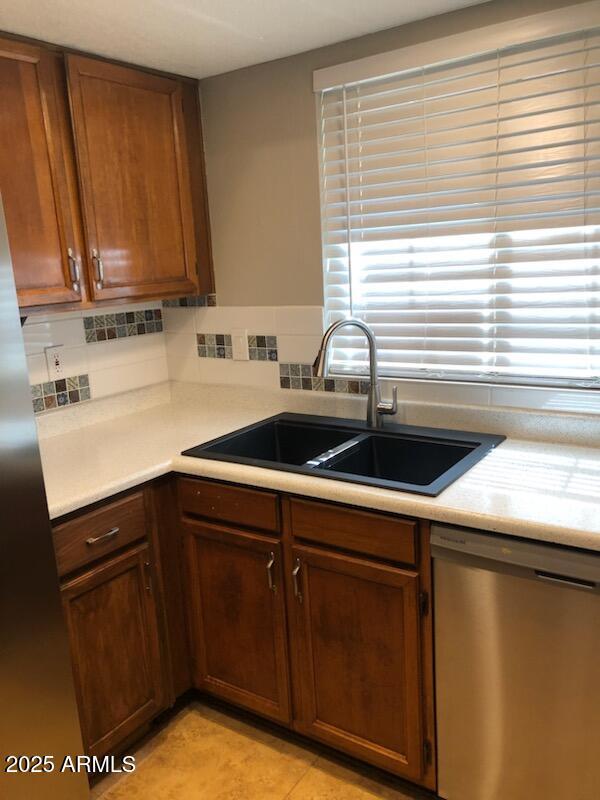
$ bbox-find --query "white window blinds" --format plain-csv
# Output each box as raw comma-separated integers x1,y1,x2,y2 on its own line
318,27,600,388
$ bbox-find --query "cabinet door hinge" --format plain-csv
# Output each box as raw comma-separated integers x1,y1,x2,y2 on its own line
423,738,432,765
419,590,429,617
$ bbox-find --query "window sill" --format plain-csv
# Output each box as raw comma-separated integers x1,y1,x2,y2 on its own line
370,376,600,417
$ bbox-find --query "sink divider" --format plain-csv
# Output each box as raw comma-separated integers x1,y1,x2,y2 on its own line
303,433,370,470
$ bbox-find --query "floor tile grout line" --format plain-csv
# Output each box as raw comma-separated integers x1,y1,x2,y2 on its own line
282,754,321,799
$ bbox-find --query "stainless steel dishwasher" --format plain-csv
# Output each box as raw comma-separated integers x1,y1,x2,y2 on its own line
432,524,600,800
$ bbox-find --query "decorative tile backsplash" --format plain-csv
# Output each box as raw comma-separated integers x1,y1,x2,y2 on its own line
248,335,278,362
197,334,278,361
25,300,169,414
197,333,233,359
163,293,217,308
279,363,370,394
83,308,163,342
31,374,91,413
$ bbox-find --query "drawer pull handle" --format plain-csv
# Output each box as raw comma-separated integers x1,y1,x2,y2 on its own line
266,552,276,592
292,559,302,603
85,527,119,546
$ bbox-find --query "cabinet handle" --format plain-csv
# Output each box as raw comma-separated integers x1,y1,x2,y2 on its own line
144,561,153,593
85,526,119,546
92,248,104,290
266,551,276,592
67,248,80,292
292,559,302,603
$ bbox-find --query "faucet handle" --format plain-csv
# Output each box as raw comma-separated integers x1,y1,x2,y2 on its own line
377,385,398,416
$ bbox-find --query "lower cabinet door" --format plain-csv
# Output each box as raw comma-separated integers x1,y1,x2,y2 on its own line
185,521,291,723
61,542,165,757
289,544,425,781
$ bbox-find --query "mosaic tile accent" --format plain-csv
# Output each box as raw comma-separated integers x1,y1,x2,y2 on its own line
196,333,278,361
197,333,232,359
163,293,217,308
248,335,278,362
31,374,91,414
83,308,163,342
279,363,370,395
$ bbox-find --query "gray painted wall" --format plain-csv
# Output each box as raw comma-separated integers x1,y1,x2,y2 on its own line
200,0,582,306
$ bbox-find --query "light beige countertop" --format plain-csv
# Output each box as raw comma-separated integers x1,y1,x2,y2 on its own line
37,383,600,552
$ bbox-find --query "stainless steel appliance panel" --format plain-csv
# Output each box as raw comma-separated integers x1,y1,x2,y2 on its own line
433,525,600,800
0,196,88,799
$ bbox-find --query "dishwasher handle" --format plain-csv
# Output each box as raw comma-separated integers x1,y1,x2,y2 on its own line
431,524,600,587
535,570,597,591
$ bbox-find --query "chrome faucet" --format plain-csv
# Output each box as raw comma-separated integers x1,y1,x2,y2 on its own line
313,318,397,428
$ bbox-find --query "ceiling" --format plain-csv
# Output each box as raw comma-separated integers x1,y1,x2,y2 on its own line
0,0,487,79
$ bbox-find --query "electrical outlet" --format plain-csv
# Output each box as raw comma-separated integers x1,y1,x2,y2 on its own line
231,328,249,361
45,346,65,379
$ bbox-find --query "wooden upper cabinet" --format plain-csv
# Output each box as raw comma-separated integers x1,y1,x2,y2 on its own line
0,38,83,307
66,55,199,301
289,545,425,781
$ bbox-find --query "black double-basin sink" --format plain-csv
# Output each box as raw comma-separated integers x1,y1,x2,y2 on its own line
182,413,504,496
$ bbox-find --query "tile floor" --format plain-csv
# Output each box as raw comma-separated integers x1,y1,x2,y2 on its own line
91,702,427,800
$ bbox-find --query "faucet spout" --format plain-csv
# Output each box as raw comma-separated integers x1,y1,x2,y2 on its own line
313,318,397,428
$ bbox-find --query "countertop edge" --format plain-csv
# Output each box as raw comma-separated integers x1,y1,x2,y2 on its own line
48,452,600,553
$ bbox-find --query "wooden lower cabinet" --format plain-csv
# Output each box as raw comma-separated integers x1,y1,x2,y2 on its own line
61,542,165,757
288,545,424,781
181,481,434,789
58,480,432,786
184,520,291,723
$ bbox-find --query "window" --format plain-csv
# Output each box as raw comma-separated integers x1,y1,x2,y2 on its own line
317,24,600,389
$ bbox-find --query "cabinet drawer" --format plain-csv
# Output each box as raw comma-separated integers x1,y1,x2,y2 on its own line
288,498,416,565
178,478,280,533
53,492,147,577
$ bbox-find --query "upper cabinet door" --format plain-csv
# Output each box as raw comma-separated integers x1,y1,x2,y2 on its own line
0,38,83,307
66,55,198,301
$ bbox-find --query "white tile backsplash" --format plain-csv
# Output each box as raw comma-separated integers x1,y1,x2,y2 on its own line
26,353,49,384
26,300,599,432
195,305,277,334
384,378,492,409
22,317,86,355
165,332,202,383
490,385,600,415
55,345,89,378
25,302,168,411
277,334,323,364
90,356,168,399
197,356,279,388
162,306,197,335
162,304,325,390
86,334,166,371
